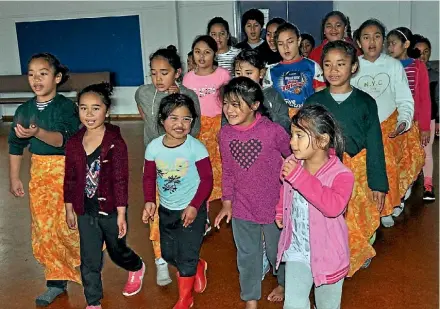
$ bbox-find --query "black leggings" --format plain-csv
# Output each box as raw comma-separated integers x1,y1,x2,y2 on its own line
159,204,207,277
78,212,142,305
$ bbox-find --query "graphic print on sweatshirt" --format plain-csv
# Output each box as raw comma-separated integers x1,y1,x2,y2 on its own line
265,58,325,108
193,86,217,98
356,73,390,99
85,157,101,198
156,158,190,193
229,138,263,170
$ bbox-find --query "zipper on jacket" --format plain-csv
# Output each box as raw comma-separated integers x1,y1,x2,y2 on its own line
152,89,157,116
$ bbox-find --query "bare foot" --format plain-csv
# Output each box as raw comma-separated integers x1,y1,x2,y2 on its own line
245,300,257,309
267,285,284,302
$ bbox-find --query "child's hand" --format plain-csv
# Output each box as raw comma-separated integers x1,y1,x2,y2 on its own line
282,159,297,178
275,218,283,229
181,205,197,228
65,206,77,230
14,123,39,139
117,214,127,238
372,191,386,212
214,201,232,229
142,202,156,223
167,84,180,94
10,178,25,197
420,130,430,147
389,122,406,138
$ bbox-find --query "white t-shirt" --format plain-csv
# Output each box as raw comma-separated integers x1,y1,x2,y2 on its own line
330,91,352,104
351,53,414,130
282,191,311,266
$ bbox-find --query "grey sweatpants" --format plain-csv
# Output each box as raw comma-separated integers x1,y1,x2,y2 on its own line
232,218,285,301
284,261,344,309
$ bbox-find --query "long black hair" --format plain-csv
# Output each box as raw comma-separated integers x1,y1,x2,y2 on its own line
355,18,386,42
149,45,182,72
220,77,270,120
77,82,113,110
207,17,232,47
28,52,69,86
321,11,352,41
291,104,345,158
387,27,421,59
233,49,267,71
157,93,198,129
322,40,359,73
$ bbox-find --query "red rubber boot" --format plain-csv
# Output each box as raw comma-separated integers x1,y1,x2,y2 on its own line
173,273,195,309
194,259,208,293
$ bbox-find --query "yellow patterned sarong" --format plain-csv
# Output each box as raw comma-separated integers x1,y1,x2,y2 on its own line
150,192,161,259
199,115,222,202
344,111,425,276
29,155,81,283
288,108,298,119
393,121,425,198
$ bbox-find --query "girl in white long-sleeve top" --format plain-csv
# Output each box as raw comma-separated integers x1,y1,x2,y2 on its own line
351,18,424,230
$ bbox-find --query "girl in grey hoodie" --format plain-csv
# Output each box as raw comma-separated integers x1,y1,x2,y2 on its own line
136,45,201,147
222,49,291,134
135,45,201,287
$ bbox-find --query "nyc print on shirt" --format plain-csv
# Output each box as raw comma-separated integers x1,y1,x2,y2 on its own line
264,58,325,108
356,72,391,99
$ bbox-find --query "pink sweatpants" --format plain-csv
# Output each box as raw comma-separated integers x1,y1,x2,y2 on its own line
423,120,436,186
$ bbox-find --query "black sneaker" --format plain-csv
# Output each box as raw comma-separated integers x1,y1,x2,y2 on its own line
423,185,436,202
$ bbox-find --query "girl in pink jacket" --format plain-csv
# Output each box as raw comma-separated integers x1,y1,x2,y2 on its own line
275,104,354,309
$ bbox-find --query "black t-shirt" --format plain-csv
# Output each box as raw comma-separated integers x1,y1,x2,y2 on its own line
84,146,101,216
256,41,282,65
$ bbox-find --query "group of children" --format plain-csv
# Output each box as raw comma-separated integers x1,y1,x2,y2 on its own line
7,7,437,309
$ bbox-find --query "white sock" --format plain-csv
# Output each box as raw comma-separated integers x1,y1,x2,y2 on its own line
155,257,167,266
381,215,395,228
392,202,405,217
404,185,413,201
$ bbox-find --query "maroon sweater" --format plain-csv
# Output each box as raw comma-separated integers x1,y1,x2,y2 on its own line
64,123,129,215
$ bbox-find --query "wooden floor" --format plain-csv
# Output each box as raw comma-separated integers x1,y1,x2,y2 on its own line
0,120,438,309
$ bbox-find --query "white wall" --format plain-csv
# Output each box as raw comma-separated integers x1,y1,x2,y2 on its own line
0,1,437,116
334,1,439,60
0,0,234,117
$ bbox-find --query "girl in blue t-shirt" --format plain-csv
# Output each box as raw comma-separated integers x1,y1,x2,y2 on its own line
264,23,326,118
142,93,213,309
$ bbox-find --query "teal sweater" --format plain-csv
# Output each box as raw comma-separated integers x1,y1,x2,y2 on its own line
305,88,388,192
8,94,80,156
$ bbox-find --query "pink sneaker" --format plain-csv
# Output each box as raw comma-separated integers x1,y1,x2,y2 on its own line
122,261,145,296
86,306,102,309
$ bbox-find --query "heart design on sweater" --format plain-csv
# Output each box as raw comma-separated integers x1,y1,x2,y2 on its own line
356,73,390,99
229,139,262,170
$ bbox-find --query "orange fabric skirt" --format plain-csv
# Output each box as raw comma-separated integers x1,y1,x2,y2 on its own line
199,115,222,202
288,108,298,119
344,111,425,276
29,155,81,283
149,192,161,259
393,121,425,198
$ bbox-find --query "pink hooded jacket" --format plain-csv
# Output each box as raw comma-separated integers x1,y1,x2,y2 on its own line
276,151,354,287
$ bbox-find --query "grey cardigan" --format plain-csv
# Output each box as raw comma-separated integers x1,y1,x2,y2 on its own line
135,84,201,146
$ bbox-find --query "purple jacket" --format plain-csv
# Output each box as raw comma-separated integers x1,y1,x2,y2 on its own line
219,115,291,224
64,123,129,215
276,151,354,286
